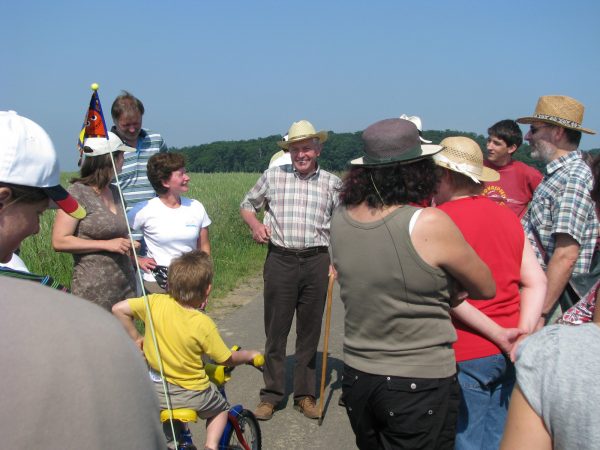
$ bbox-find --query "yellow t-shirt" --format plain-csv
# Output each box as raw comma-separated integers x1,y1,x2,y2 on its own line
128,294,232,391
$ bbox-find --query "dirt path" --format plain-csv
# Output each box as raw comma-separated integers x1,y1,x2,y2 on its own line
209,274,263,320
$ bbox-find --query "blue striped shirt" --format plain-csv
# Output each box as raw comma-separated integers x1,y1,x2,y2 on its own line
113,128,167,239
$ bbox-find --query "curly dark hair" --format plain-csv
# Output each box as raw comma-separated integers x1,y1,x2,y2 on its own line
340,158,440,208
147,153,186,195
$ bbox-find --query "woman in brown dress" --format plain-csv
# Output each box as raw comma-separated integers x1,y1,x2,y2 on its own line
52,132,136,310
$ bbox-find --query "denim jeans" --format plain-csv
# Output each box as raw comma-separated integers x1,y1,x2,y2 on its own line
455,353,515,450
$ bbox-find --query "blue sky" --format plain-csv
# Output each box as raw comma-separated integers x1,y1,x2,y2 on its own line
3,0,600,171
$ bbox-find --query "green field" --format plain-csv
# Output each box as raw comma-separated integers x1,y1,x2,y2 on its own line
19,172,266,301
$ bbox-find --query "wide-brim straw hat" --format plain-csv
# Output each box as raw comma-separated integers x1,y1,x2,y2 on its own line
517,95,595,135
277,120,328,149
434,136,499,183
350,118,442,166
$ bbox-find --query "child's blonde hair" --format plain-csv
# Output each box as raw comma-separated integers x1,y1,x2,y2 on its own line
167,250,213,304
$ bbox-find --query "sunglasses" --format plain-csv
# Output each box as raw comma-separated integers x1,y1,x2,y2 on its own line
530,124,553,135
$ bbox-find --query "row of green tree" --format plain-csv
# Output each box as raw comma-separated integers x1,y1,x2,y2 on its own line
175,130,600,173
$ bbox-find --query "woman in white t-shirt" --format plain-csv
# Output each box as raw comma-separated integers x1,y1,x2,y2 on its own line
128,153,211,293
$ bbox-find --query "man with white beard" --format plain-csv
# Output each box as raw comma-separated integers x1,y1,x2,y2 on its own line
517,95,598,324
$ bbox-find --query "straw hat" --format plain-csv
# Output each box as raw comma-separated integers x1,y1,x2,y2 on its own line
350,118,442,166
434,136,499,183
517,95,595,135
277,120,328,149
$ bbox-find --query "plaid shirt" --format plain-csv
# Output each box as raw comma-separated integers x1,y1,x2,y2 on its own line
522,151,598,274
241,164,341,248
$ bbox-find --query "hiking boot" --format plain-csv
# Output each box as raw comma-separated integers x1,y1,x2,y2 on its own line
254,401,275,421
294,396,320,419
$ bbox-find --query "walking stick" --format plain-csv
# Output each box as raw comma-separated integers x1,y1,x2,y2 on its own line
318,273,336,426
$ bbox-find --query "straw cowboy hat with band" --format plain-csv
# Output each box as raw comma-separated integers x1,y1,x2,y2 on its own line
434,136,500,183
278,120,328,149
517,95,596,135
351,118,442,166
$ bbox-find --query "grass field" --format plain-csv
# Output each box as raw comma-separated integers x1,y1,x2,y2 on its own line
19,172,266,301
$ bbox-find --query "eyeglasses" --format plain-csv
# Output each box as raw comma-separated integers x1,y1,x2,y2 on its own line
530,124,552,135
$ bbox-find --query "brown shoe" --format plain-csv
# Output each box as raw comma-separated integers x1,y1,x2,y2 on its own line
254,401,275,421
294,396,320,419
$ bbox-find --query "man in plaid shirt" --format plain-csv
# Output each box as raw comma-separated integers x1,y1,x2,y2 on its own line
240,119,341,421
518,95,598,324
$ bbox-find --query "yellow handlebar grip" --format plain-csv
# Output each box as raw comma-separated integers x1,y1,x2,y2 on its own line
253,354,265,368
205,363,230,386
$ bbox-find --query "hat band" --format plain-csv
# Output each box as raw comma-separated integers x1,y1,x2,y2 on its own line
433,153,481,184
288,133,317,142
534,113,582,130
362,145,423,165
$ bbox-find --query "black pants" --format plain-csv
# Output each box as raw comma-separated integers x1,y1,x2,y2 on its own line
342,365,460,450
259,249,329,404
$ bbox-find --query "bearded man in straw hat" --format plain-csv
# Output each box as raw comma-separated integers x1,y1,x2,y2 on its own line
517,95,598,324
240,119,342,421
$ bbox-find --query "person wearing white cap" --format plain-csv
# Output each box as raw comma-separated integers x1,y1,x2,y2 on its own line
268,133,292,168
0,110,85,287
0,111,164,448
399,114,433,143
432,136,546,450
240,119,342,421
52,131,137,311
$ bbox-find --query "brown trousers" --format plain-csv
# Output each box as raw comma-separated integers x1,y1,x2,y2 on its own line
259,249,330,404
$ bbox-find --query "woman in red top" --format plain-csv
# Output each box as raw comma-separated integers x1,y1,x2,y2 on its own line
433,136,546,450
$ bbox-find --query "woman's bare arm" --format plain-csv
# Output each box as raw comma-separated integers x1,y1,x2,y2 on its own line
412,208,495,300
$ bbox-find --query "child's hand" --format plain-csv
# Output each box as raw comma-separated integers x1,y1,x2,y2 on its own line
247,350,264,368
135,336,144,353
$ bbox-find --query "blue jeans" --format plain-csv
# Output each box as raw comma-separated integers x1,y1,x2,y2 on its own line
455,353,515,450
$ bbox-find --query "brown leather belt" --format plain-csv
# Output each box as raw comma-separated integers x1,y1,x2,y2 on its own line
268,243,328,258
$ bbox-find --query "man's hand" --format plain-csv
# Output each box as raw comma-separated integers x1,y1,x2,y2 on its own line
250,223,271,244
329,264,337,279
137,256,157,273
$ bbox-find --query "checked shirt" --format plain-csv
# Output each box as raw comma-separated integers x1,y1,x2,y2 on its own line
522,151,598,274
240,164,341,248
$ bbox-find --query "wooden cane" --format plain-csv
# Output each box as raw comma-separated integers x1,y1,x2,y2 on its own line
318,273,336,426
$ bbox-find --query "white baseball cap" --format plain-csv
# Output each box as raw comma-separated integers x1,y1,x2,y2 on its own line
0,111,86,219
399,114,432,143
82,131,136,156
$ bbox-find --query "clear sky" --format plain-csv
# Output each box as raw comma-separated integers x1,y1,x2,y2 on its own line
3,0,600,171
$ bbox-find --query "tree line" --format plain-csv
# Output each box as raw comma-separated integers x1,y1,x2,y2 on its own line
175,130,600,173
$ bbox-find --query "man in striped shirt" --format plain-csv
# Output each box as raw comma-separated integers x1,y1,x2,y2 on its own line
241,119,341,421
110,91,168,243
